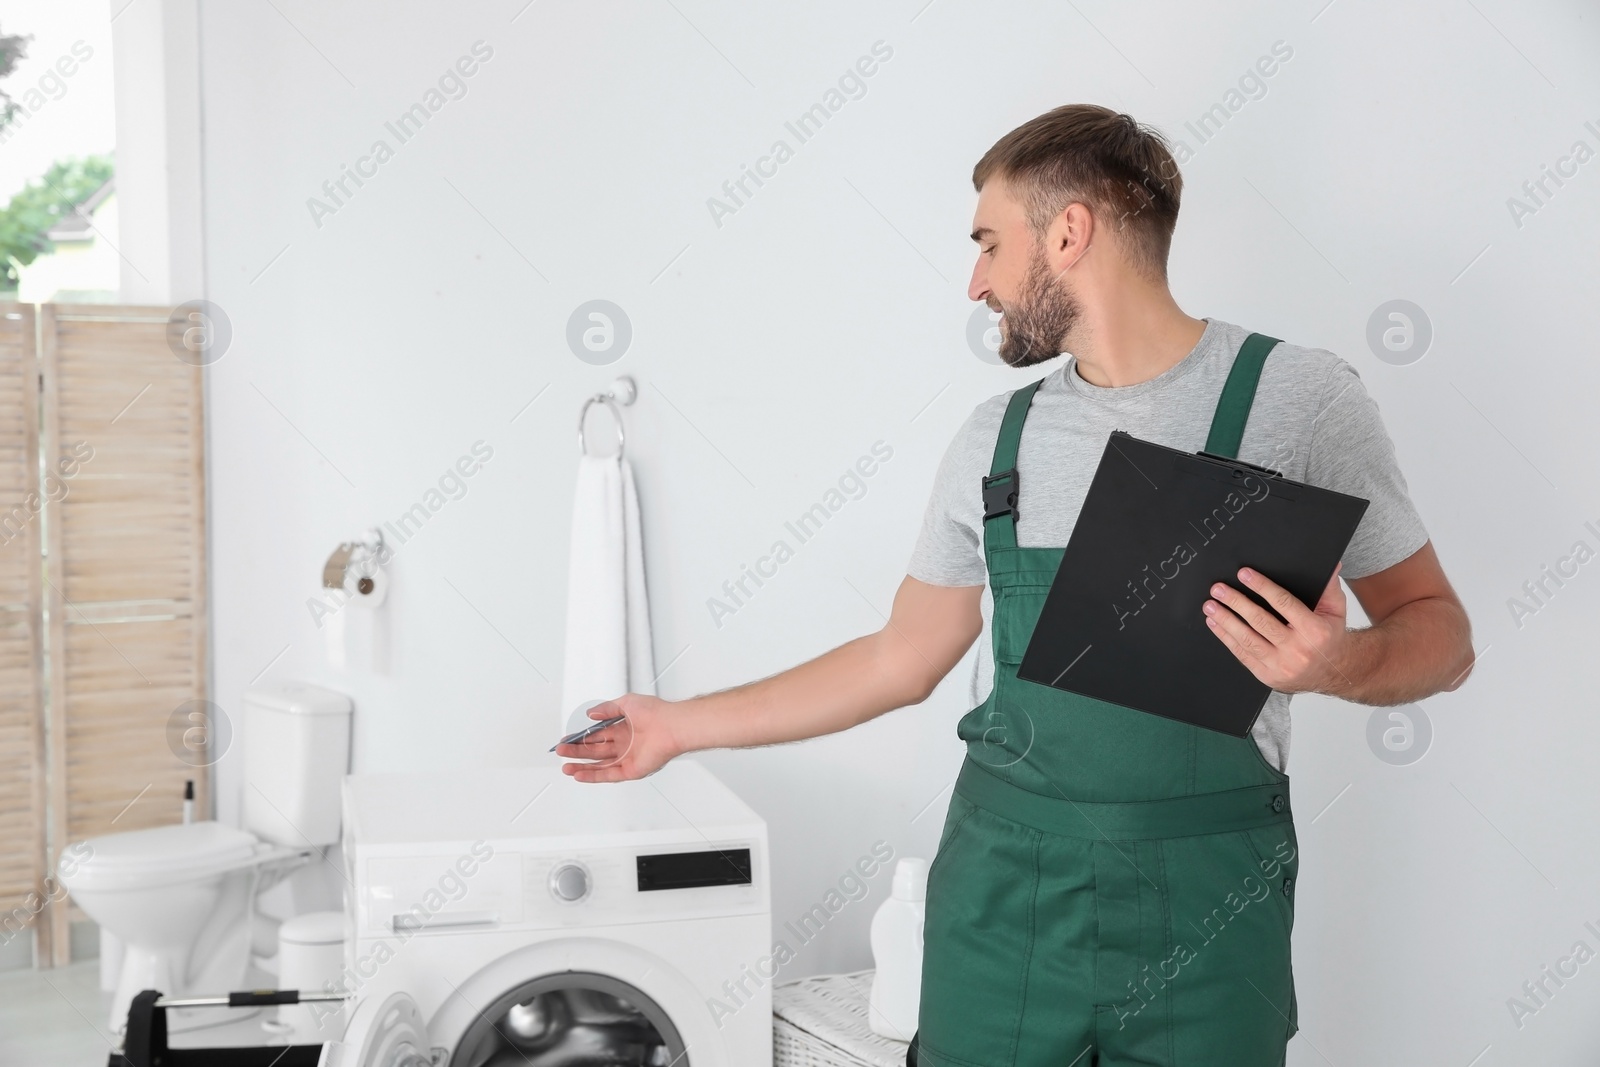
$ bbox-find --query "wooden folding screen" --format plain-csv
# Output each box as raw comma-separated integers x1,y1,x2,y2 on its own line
0,304,209,966
0,305,47,962
39,304,209,963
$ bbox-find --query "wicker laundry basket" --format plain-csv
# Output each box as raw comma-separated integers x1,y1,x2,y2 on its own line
772,968,911,1067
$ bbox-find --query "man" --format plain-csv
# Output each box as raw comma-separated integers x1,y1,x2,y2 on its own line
557,104,1473,1066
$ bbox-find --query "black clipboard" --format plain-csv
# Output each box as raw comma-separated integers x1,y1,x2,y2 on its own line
1015,430,1370,737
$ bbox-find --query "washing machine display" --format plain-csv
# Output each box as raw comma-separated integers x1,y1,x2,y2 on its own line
342,759,774,1067
636,847,752,891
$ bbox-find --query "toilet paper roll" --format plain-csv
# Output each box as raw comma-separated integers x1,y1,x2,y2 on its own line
325,604,347,669
321,536,390,672
342,548,388,607
343,552,389,673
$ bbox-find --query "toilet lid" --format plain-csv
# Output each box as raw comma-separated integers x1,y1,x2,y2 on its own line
62,821,260,890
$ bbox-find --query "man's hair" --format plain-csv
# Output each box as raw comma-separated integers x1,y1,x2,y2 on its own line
973,104,1182,280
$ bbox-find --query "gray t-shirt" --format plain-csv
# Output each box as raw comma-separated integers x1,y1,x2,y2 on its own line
908,316,1430,773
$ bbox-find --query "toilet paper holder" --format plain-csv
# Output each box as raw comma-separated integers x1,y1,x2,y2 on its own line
322,528,390,603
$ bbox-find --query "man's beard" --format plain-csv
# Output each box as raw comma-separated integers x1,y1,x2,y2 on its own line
995,248,1080,368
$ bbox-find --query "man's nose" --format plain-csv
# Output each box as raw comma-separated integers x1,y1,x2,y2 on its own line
968,258,989,304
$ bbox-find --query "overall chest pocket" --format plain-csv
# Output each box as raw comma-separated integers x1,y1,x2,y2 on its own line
993,585,1052,665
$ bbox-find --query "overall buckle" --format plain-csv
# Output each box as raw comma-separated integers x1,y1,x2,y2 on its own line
982,468,1019,521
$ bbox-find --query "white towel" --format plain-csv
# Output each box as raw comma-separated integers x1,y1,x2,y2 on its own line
620,459,656,696
561,454,657,728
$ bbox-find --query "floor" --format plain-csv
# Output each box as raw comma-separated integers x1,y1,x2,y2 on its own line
0,960,287,1067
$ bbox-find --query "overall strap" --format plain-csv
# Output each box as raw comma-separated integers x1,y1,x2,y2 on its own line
1203,332,1280,460
981,378,1046,554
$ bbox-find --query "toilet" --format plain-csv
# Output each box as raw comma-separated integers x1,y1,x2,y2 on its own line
59,682,352,1034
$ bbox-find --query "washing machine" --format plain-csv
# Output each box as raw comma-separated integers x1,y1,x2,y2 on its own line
335,758,773,1067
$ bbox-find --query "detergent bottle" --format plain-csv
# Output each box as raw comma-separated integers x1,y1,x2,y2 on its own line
868,857,927,1041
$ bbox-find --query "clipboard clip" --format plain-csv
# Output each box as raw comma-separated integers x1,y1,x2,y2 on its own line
982,468,1020,521
1194,451,1283,479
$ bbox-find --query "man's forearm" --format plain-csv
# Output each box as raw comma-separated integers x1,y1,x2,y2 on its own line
667,629,933,755
1323,597,1474,705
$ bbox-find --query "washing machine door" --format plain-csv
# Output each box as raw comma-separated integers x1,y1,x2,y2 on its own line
449,971,687,1067
324,991,434,1067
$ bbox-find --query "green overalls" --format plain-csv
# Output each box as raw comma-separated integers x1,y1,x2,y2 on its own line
912,334,1300,1067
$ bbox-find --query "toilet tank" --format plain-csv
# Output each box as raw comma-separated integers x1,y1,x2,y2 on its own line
243,682,353,847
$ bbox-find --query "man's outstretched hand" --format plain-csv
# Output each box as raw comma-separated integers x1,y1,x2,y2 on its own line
1202,564,1355,696
554,693,684,783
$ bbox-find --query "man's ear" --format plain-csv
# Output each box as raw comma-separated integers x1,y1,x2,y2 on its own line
1058,215,1076,252
1046,202,1093,272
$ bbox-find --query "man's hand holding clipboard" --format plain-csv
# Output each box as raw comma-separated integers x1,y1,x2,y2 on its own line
1203,561,1354,696
1016,431,1369,737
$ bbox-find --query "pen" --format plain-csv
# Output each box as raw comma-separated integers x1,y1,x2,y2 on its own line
549,714,627,752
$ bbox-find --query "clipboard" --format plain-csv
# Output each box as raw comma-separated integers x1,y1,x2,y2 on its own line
1015,430,1370,737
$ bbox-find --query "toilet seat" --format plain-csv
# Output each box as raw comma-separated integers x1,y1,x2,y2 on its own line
65,822,264,892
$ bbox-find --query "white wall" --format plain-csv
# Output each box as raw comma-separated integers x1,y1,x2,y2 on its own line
112,0,203,303
193,2,1600,1062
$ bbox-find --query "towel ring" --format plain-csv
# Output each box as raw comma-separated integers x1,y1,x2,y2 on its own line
577,376,637,458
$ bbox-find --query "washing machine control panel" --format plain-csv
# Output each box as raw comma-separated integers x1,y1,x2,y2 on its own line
520,841,764,927
358,838,765,935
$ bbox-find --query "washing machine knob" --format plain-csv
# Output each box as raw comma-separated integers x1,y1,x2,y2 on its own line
550,862,590,902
